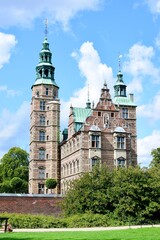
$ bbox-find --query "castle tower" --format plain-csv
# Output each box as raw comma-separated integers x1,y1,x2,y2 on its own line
29,37,60,194
113,70,137,167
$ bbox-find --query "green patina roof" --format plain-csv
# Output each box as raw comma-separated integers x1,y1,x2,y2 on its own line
72,107,92,132
32,78,58,87
113,96,137,106
73,107,92,123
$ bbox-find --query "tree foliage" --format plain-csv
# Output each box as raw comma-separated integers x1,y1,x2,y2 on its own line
46,178,57,191
63,165,160,224
150,147,160,167
0,147,29,193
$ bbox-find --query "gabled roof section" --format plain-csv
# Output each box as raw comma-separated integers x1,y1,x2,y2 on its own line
72,107,92,123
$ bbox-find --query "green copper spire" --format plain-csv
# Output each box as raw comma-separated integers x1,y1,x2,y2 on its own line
32,36,58,88
114,71,126,97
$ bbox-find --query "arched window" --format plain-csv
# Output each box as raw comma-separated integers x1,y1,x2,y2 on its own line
91,156,100,169
117,157,125,167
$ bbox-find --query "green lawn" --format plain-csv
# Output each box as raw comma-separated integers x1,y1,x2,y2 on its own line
0,228,160,240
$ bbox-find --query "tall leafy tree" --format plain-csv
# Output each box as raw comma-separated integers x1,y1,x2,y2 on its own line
0,147,29,193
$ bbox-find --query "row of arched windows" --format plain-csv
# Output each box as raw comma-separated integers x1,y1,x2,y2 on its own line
61,159,80,177
61,137,80,157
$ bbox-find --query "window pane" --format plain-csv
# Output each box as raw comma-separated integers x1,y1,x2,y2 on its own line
39,131,45,141
39,149,45,159
91,135,100,148
122,108,128,119
40,115,45,125
40,101,45,110
117,137,125,149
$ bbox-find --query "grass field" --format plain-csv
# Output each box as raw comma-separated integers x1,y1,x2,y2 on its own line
0,228,160,240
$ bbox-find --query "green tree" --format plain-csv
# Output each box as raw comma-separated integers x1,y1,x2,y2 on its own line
0,147,29,193
46,178,57,193
63,165,160,224
150,147,160,167
1,147,29,181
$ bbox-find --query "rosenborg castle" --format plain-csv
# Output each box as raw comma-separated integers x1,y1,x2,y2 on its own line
29,37,137,195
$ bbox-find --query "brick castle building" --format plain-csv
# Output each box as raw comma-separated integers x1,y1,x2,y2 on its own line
29,37,137,194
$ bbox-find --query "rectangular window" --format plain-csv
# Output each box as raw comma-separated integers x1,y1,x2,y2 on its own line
39,149,45,159
38,183,44,194
46,88,49,96
39,167,45,179
40,115,45,126
91,135,100,148
39,131,45,141
40,100,45,111
122,108,128,119
117,137,125,149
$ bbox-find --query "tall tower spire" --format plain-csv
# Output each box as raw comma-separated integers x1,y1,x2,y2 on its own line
114,54,127,98
29,26,60,195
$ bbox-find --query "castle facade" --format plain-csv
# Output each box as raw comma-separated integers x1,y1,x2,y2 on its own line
29,37,137,194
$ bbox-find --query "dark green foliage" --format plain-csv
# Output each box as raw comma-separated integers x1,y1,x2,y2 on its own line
0,147,29,193
150,147,160,167
63,165,160,224
46,178,57,190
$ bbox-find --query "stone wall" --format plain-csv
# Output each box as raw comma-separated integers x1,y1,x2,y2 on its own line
0,194,63,216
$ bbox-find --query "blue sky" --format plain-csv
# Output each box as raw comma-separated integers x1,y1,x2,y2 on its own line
0,0,160,166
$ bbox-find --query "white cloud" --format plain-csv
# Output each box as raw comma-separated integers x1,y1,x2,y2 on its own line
61,41,114,128
0,32,17,69
155,33,160,49
0,85,20,97
0,0,103,30
145,0,160,14
137,91,160,121
137,130,160,166
123,43,160,93
0,101,30,158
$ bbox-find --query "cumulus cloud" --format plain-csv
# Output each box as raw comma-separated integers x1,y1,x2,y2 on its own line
0,32,17,69
61,41,114,128
0,0,103,30
0,101,30,158
137,91,160,121
123,43,160,93
145,0,160,14
137,130,160,166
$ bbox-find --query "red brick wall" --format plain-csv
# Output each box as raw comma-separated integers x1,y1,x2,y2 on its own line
0,194,63,216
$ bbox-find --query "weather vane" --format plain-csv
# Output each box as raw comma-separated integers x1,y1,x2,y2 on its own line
44,18,48,38
118,53,123,71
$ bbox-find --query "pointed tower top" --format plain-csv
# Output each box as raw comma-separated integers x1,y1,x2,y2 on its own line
44,18,48,38
86,85,91,109
118,54,122,72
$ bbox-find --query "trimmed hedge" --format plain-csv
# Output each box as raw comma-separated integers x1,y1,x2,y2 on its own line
0,213,112,229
